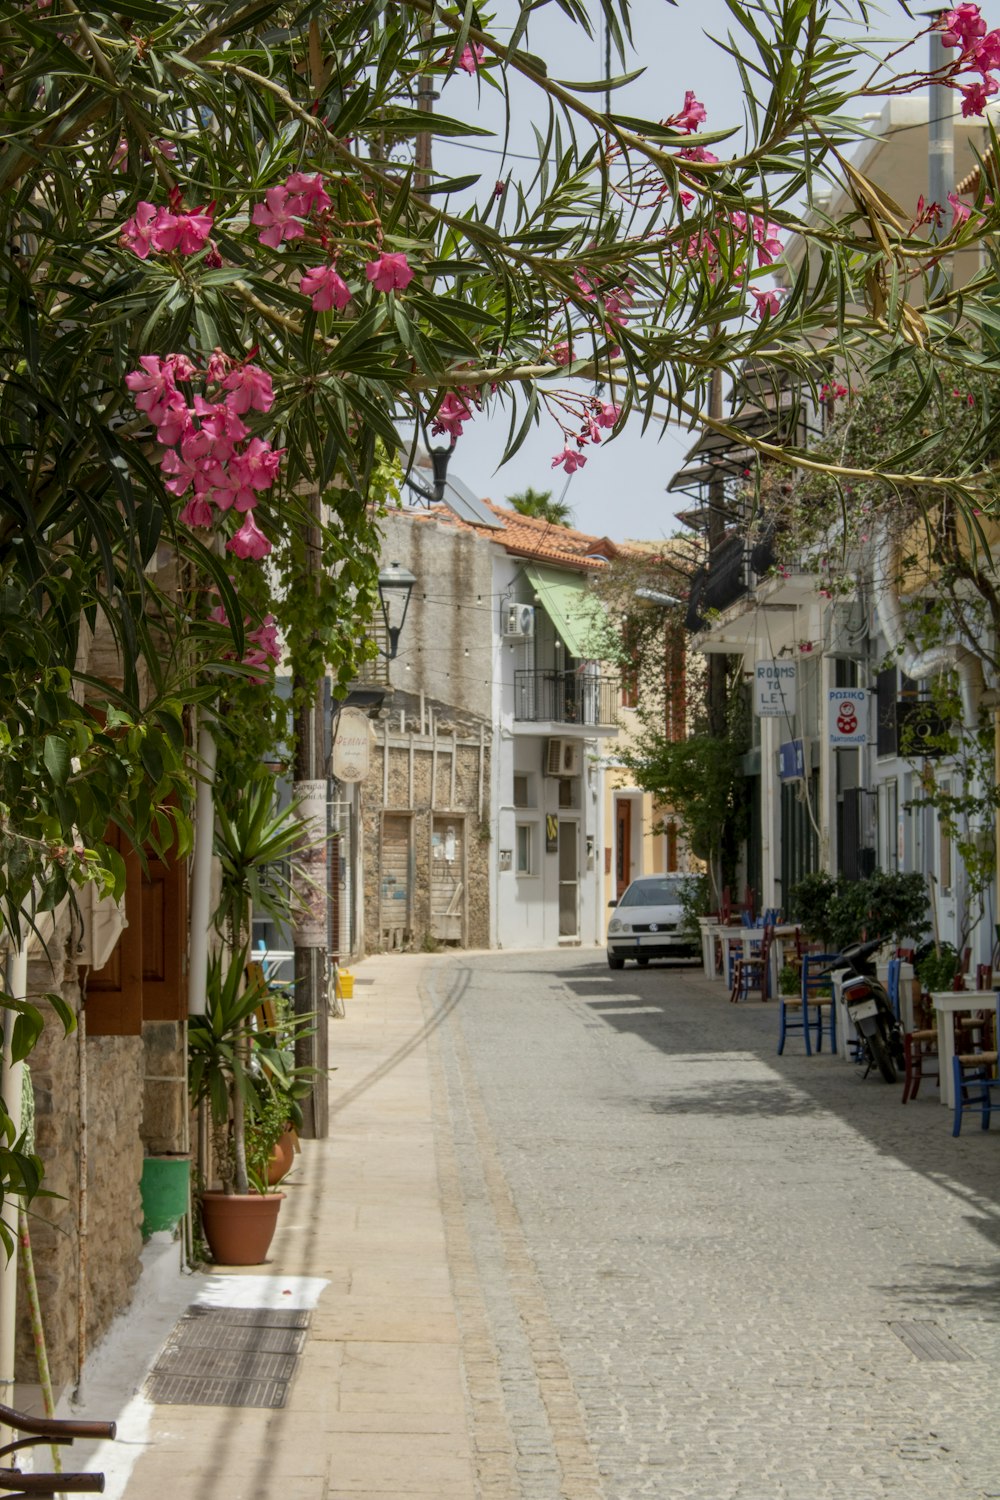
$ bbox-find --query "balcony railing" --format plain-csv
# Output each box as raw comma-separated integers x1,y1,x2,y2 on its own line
514,669,620,727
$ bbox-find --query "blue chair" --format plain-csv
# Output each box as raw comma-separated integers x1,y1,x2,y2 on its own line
802,954,838,1053
951,997,999,1136
731,925,773,1003
779,953,838,1056
886,957,902,1022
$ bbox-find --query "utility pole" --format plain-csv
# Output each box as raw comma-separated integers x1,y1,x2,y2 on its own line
706,366,728,742
415,22,435,195
292,487,329,1139
928,12,955,299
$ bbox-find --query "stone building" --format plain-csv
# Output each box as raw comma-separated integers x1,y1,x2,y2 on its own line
347,500,625,956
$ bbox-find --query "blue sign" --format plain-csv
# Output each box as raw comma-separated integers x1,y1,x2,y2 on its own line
778,738,806,781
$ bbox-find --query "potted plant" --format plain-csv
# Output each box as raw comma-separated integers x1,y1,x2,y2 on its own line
778,964,801,997
189,774,314,1264
916,942,961,996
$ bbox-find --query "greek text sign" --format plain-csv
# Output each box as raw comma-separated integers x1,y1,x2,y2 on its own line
828,688,867,746
754,660,796,718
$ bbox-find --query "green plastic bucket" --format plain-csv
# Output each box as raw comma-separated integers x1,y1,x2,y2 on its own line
140,1155,190,1236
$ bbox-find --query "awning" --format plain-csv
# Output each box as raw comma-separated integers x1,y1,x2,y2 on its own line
523,564,595,658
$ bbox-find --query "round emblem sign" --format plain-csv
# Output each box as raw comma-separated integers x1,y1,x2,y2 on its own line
649,923,659,932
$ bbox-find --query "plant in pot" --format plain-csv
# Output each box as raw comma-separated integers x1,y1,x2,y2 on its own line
189,774,312,1264
778,964,801,997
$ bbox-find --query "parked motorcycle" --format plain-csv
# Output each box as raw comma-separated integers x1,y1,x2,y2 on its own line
827,938,905,1083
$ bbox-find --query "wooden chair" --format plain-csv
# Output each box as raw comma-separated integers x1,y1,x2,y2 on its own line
802,952,838,1054
951,999,1000,1136
730,925,773,1003
902,991,939,1103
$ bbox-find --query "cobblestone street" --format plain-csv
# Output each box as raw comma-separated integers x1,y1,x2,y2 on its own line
424,948,1000,1500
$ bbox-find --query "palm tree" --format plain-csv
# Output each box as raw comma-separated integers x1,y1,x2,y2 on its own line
507,487,574,527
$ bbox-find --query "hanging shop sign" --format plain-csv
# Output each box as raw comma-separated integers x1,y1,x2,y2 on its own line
828,688,868,746
754,660,797,717
332,706,375,783
778,738,807,781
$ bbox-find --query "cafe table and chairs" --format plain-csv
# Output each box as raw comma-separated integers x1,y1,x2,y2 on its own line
929,991,1000,1109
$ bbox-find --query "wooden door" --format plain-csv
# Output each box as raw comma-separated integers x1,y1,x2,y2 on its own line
616,798,632,899
380,814,412,950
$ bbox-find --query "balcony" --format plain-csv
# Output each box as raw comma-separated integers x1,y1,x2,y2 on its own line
514,669,620,731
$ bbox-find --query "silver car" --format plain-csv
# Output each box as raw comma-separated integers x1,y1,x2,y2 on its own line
606,875,699,969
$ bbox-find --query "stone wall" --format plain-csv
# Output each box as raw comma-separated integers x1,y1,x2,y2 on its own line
362,706,491,953
14,918,175,1394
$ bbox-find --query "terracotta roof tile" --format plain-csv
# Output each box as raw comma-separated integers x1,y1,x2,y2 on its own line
396,499,640,569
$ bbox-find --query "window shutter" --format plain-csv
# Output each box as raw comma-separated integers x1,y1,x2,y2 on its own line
140,849,188,1021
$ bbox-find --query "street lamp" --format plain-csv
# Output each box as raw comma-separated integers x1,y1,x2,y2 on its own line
377,562,417,660
635,586,683,607
405,434,456,506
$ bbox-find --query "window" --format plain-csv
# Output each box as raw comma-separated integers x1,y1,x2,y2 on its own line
513,774,533,808
515,824,534,875
558,777,580,809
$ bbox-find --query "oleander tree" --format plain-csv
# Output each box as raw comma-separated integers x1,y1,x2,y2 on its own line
5,0,1000,1226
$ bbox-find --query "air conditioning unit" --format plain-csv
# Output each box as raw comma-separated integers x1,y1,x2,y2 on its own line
545,738,582,777
503,603,535,638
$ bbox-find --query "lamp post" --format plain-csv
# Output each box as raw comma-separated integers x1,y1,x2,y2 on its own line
377,563,417,660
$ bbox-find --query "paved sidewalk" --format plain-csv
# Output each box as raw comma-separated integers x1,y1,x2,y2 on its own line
76,952,475,1500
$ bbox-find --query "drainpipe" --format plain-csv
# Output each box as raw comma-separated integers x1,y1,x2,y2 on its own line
0,945,30,1434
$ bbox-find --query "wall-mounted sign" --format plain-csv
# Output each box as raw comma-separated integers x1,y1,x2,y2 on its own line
332,706,375,782
499,849,512,871
545,814,558,853
755,660,797,718
778,738,807,781
828,688,867,746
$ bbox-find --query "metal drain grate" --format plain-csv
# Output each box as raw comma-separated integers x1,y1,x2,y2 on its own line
146,1305,312,1408
889,1321,974,1362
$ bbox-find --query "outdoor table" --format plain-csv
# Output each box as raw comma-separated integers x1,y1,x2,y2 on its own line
712,923,800,993
929,992,996,1108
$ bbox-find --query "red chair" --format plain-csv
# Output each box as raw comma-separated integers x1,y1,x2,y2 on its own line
902,992,939,1103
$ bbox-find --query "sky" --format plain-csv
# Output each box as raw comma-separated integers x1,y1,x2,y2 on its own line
413,0,917,544
428,0,743,543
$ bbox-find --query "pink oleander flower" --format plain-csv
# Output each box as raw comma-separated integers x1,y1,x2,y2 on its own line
753,216,783,267
155,401,194,447
300,263,352,311
678,189,695,209
675,90,707,134
494,179,506,198
230,436,284,493
730,210,748,234
750,287,782,319
154,138,177,161
948,191,973,224
553,341,573,366
120,201,161,259
972,28,1000,71
594,401,619,429
247,614,281,662
111,139,129,170
677,145,719,164
220,362,274,414
159,449,203,497
940,3,986,49
551,446,587,474
365,251,414,292
206,350,232,383
430,392,473,438
152,206,214,256
252,185,307,248
228,511,272,560
961,75,998,114
455,42,485,74
285,172,331,217
178,495,216,528
125,354,176,415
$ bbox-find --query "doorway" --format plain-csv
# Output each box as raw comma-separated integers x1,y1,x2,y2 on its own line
558,820,579,939
615,798,632,899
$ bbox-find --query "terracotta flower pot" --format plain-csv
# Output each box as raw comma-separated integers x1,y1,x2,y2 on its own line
267,1127,296,1186
200,1191,284,1265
